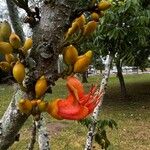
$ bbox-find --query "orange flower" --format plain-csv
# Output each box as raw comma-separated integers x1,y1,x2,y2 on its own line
66,76,84,99
47,76,103,120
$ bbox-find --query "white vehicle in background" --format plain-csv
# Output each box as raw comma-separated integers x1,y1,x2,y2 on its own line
111,66,139,75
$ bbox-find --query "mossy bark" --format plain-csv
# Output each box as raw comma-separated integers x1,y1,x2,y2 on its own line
0,85,29,150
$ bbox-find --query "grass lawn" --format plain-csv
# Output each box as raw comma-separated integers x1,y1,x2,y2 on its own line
0,73,150,150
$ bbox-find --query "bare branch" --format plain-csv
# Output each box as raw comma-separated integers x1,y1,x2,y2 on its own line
12,0,40,28
6,0,25,42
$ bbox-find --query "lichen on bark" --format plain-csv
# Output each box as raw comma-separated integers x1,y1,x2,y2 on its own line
0,85,29,150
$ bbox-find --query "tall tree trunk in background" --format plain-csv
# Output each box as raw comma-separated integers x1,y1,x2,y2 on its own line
85,54,113,150
116,59,127,98
0,1,93,149
82,71,88,83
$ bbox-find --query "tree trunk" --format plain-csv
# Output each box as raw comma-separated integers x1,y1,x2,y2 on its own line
0,85,29,150
116,60,127,98
82,71,88,83
1,0,92,148
84,54,113,150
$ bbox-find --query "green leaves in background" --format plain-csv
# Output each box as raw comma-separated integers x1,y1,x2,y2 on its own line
79,118,118,149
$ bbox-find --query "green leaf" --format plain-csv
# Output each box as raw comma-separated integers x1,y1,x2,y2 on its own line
101,130,111,149
95,130,111,150
78,118,92,128
95,133,103,145
97,119,109,130
108,119,118,129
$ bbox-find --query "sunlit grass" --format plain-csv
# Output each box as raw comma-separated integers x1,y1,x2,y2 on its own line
0,73,150,150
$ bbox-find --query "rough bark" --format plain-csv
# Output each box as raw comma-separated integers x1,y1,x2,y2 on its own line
27,0,80,89
116,60,127,98
28,121,36,150
6,0,25,42
36,116,50,150
0,85,29,150
84,54,113,150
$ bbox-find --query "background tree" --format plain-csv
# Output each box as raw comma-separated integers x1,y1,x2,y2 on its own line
85,1,150,147
91,0,150,97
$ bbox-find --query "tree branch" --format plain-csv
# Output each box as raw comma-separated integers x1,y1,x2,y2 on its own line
0,85,29,150
6,0,25,42
84,54,113,150
28,121,37,150
35,115,50,150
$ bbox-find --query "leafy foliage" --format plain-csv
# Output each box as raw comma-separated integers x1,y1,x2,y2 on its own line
79,118,118,149
85,0,150,70
93,56,105,71
78,118,93,128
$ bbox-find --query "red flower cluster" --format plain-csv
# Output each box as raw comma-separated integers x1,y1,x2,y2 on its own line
47,76,103,120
